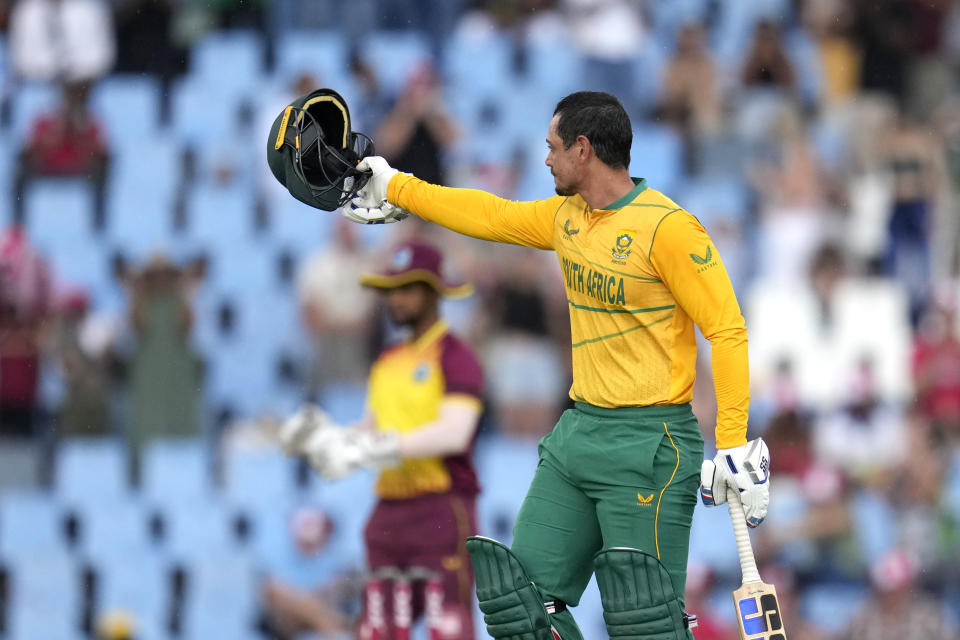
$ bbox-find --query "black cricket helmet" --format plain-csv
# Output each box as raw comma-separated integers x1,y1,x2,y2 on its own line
267,88,374,211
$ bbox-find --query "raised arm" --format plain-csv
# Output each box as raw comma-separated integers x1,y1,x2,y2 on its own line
388,173,561,250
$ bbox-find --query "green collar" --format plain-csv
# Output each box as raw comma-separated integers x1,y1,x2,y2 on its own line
602,178,647,210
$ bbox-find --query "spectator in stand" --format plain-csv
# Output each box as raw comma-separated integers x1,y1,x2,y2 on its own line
11,81,111,229
481,249,568,438
881,409,956,575
374,63,459,187
0,225,53,436
913,299,960,432
563,0,646,114
905,0,955,122
124,254,204,479
881,104,946,325
813,358,907,481
802,0,861,107
842,549,956,640
8,0,115,83
852,0,914,101
51,289,119,436
260,508,360,639
296,218,376,398
759,564,831,640
113,0,186,86
348,53,391,134
682,564,734,640
656,22,722,139
742,21,796,93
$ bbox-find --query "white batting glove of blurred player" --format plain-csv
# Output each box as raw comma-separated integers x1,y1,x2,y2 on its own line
303,427,400,481
700,437,770,528
342,200,410,225
278,404,337,456
352,156,399,208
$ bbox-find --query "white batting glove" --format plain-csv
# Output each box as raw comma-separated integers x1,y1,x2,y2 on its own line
278,404,337,456
303,427,400,481
342,200,410,225
700,437,770,528
352,156,399,208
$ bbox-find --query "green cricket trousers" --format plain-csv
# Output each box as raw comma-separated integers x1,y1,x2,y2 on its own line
510,402,704,637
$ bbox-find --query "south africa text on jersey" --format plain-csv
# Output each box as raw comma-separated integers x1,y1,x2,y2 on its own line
561,256,627,306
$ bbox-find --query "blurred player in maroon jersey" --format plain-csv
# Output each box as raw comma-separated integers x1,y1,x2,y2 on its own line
281,240,484,639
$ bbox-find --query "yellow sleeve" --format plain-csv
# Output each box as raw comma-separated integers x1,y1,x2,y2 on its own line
650,211,749,448
388,173,559,250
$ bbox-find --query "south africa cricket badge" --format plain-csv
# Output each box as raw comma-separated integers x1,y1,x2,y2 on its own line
612,230,635,260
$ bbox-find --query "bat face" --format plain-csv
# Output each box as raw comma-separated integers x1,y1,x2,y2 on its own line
732,581,786,640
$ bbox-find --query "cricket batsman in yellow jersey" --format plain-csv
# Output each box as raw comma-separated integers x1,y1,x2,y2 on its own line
342,91,772,640
279,241,485,639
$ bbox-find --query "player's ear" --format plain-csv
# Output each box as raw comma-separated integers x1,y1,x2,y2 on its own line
576,135,591,161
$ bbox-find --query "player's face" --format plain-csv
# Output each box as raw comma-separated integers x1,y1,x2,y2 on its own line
545,115,580,197
385,282,437,327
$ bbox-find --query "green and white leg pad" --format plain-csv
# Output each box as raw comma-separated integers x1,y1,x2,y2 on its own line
466,536,562,640
594,547,692,640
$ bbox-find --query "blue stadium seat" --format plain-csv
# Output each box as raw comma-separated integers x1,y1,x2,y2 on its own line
800,583,868,635
24,180,95,255
445,29,513,96
78,499,151,563
714,0,792,63
203,338,278,418
307,468,376,568
44,240,112,304
204,239,275,297
189,30,265,99
678,177,750,227
223,448,297,513
687,503,741,575
54,437,130,506
474,433,539,545
182,554,258,640
360,31,432,95
142,437,213,508
90,75,161,145
106,181,174,258
317,382,367,425
10,81,57,143
648,0,711,40
186,184,256,248
275,30,351,88
6,550,80,640
170,79,239,145
524,35,584,102
785,28,824,106
110,136,181,200
629,124,684,193
267,193,336,254
850,489,897,563
0,491,64,558
161,498,237,563
96,555,168,640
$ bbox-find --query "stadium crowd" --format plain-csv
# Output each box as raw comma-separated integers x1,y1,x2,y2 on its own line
0,0,959,639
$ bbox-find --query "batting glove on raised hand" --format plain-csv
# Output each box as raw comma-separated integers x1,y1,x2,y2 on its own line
303,427,400,481
352,156,399,208
700,437,770,527
278,404,338,456
342,200,410,225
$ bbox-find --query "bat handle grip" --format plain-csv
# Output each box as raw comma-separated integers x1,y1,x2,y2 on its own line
726,486,761,584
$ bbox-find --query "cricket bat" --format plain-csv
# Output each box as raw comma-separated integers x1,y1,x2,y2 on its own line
726,487,787,640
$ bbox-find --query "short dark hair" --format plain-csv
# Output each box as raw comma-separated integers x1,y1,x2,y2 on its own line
553,92,632,169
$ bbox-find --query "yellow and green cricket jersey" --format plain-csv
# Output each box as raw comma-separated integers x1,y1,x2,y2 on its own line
388,174,749,448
